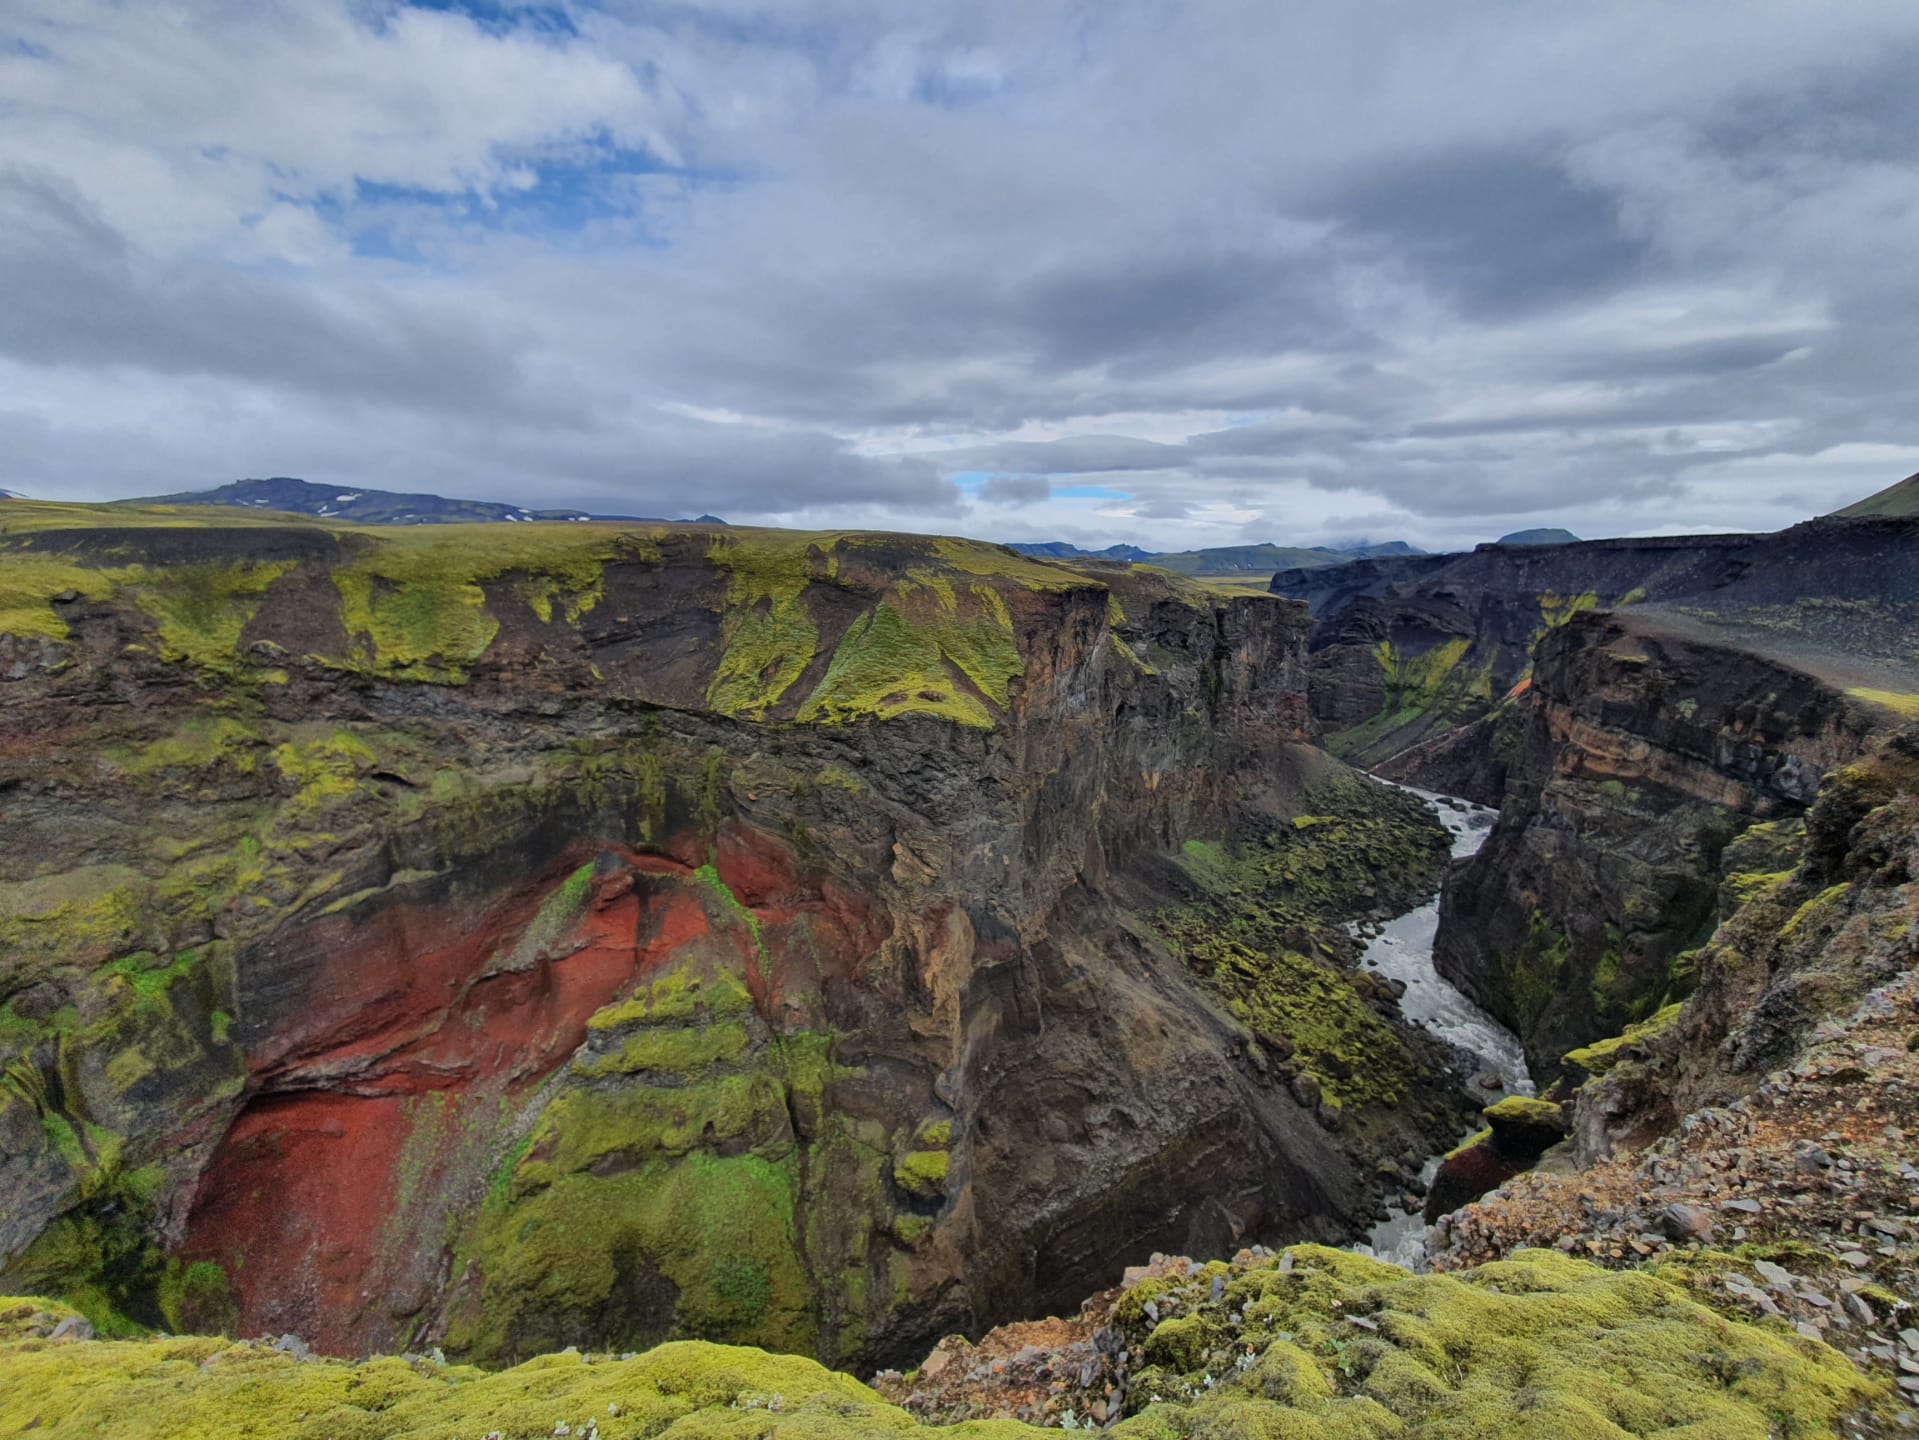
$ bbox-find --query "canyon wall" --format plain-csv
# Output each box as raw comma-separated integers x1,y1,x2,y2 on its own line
0,507,1464,1367
1432,609,1883,1078
1272,515,1919,773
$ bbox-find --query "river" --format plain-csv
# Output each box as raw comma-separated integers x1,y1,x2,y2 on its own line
1351,787,1534,1268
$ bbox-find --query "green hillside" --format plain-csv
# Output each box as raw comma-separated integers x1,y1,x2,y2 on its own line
1834,471,1919,517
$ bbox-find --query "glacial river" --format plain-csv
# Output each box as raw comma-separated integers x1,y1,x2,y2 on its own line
1352,788,1534,1268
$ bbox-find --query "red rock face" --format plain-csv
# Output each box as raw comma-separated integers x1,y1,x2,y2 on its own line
182,855,647,1347
178,822,889,1353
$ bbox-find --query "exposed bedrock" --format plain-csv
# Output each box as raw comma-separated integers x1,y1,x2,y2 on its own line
1431,609,1879,1080
0,519,1466,1368
1422,1096,1571,1224
1272,514,1919,773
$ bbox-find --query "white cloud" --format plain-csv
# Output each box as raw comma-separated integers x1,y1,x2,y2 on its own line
4,0,1919,550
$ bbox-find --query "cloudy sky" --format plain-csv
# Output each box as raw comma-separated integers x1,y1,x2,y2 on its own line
5,1,1919,551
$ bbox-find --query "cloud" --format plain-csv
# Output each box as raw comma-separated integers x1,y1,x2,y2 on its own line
977,474,1050,504
6,0,1919,551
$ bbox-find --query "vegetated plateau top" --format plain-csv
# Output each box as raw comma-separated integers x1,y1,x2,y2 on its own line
0,497,1273,730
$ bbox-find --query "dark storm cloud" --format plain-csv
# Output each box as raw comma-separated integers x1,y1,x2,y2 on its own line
8,0,1919,545
1331,151,1646,318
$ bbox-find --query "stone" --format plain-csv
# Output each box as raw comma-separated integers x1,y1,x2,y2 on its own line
275,1334,312,1361
1791,1140,1833,1172
1753,1261,1796,1290
50,1316,93,1342
1654,1203,1715,1245
1290,1074,1321,1109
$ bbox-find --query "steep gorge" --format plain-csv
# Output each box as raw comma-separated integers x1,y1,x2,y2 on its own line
0,505,1467,1369
1275,516,1919,1079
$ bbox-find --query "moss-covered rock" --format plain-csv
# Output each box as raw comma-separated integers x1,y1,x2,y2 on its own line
1108,1245,1881,1438
9,1243,1880,1435
1148,774,1453,1112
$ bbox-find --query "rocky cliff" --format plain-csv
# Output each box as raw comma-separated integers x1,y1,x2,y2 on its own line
0,502,1466,1368
1272,516,1919,773
1432,608,1883,1078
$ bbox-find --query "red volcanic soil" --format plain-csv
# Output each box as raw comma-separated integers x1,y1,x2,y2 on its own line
182,849,689,1349
179,827,887,1352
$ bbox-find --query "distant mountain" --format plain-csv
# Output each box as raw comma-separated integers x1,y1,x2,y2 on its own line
1833,472,1919,518
1495,528,1582,547
0,488,26,500
137,477,724,527
1005,541,1155,561
1006,538,1422,573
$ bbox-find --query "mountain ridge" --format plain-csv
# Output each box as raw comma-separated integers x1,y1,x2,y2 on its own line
130,476,726,527
1008,538,1425,572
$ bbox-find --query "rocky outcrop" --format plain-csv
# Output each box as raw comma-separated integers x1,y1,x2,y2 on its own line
1429,727,1919,1407
0,506,1465,1367
1421,1096,1570,1223
1432,609,1879,1078
1273,515,1919,772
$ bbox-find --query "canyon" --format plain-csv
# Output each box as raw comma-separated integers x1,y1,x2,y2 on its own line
0,502,1467,1372
4,496,1919,1436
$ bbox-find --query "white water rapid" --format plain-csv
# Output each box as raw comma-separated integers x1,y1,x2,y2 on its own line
1351,787,1534,1269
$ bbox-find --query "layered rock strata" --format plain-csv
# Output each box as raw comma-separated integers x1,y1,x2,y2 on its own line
0,504,1466,1367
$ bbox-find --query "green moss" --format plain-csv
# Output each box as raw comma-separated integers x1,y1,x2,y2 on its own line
892,1150,950,1200
155,1261,233,1336
329,524,625,680
704,533,826,717
1846,686,1919,719
913,1118,953,1147
1723,869,1794,912
1327,636,1496,761
1780,883,1852,939
572,1023,750,1079
9,1240,1870,1438
0,556,117,641
1538,590,1601,630
110,716,259,777
798,601,992,727
1107,1245,1881,1438
0,1323,977,1440
1444,1127,1492,1160
1481,1096,1562,1127
1498,912,1569,1032
0,1168,181,1338
1153,779,1451,1109
272,731,377,814
586,968,755,1033
123,561,294,672
452,1150,813,1363
97,949,199,1012
0,867,149,969
1563,1002,1683,1077
695,864,769,980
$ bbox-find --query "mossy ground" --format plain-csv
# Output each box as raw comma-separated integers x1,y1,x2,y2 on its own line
1110,1245,1879,1438
0,1305,1032,1440
0,500,1143,726
4,1242,1881,1437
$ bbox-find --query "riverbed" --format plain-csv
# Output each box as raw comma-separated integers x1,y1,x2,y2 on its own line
1352,788,1534,1268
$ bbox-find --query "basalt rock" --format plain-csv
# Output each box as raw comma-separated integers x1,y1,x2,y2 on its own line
1423,1096,1570,1223
1273,514,1919,775
1432,609,1880,1079
0,504,1465,1368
